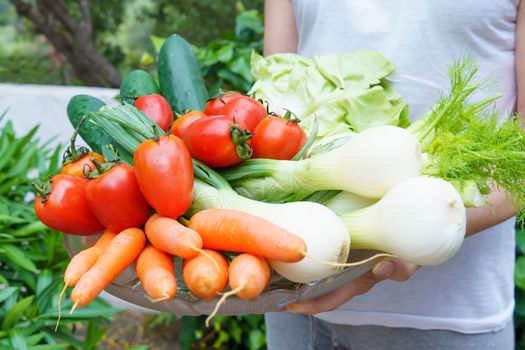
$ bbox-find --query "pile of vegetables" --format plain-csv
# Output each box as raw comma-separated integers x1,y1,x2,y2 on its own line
33,33,525,323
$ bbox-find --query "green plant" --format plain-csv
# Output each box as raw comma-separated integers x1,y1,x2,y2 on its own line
178,314,265,350
144,4,264,95
0,115,119,349
194,4,263,94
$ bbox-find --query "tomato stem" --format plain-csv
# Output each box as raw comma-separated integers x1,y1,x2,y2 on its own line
85,158,119,179
63,116,90,165
268,109,301,123
282,109,301,123
91,157,105,174
172,112,183,124
230,124,253,160
32,178,52,203
209,89,233,104
151,125,162,142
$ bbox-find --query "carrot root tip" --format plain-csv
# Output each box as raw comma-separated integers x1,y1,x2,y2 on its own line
148,293,172,303
205,286,243,328
302,251,395,268
55,283,69,332
191,246,220,272
70,300,79,315
131,280,142,290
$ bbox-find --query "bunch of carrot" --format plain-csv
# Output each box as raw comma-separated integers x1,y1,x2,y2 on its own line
60,208,306,321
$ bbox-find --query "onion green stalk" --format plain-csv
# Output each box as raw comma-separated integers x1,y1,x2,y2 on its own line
190,161,351,284
192,164,467,270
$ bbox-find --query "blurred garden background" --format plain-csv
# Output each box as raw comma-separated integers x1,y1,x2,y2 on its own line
0,0,524,349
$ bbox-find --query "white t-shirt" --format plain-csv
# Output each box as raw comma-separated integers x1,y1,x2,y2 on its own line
291,0,518,333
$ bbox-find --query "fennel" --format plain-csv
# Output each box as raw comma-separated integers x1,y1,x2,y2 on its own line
223,59,525,210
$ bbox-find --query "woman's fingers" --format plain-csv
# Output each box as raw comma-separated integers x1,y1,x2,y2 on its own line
373,257,419,282
286,271,383,315
285,258,419,315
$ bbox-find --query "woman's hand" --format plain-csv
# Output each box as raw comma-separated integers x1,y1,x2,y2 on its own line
285,258,419,315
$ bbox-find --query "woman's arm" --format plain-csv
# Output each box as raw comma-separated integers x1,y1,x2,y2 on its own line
264,0,298,55
465,1,525,236
465,191,516,237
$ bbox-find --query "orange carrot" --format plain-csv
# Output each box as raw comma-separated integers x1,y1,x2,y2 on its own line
206,253,271,326
227,254,271,300
64,230,117,287
182,249,228,300
136,245,177,302
56,230,116,330
71,228,146,310
145,214,203,259
189,209,306,263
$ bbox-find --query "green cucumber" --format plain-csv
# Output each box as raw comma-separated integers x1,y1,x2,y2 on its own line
120,69,160,105
158,34,209,113
67,95,131,163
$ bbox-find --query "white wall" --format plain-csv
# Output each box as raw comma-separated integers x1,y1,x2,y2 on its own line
0,83,119,146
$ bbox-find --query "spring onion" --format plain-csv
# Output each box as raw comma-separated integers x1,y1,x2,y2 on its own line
192,165,467,280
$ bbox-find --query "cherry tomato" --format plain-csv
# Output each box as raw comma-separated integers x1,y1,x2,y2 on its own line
134,135,193,218
135,94,174,131
85,163,150,232
34,174,104,235
183,116,252,168
252,116,307,160
204,92,243,115
220,96,267,133
61,152,105,178
171,111,206,138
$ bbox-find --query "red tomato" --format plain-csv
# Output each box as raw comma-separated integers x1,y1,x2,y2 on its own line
183,116,252,168
171,111,206,138
34,174,104,235
61,152,105,178
134,135,193,218
251,116,307,160
134,94,174,131
204,92,243,115
85,163,150,232
220,96,267,133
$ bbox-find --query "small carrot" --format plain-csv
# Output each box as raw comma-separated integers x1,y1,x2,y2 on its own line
189,209,307,263
71,228,146,311
56,230,116,331
206,253,271,326
145,214,204,259
182,249,228,300
227,254,271,300
136,245,177,302
64,231,117,287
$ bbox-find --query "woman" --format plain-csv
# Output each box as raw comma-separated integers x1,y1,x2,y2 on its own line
264,1,524,349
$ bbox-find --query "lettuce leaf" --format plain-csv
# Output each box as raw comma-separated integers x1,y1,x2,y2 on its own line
249,50,409,141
